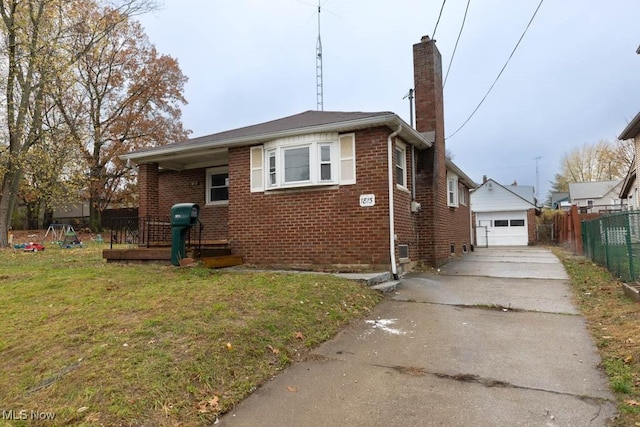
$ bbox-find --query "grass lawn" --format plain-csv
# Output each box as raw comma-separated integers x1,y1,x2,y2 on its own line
0,244,383,426
554,248,640,427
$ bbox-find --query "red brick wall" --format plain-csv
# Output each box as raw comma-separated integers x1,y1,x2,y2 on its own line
393,145,418,262
156,168,229,240
228,127,408,270
138,163,159,218
527,208,537,245
413,36,450,267
446,184,472,255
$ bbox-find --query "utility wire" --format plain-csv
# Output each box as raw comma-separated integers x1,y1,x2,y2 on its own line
446,0,544,140
443,0,471,88
432,0,447,39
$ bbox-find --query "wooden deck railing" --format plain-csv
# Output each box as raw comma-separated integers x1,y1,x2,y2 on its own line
109,216,202,250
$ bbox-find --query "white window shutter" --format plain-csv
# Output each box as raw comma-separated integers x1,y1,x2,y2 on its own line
339,133,356,185
250,146,264,192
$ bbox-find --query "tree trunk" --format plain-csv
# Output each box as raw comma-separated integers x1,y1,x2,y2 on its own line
89,197,102,232
25,201,38,229
0,170,21,247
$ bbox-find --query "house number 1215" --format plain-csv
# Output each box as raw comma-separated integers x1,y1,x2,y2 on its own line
359,194,375,207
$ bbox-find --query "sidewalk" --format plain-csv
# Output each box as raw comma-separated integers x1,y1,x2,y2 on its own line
220,247,617,426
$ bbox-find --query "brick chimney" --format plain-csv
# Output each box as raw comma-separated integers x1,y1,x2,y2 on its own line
413,36,451,267
413,35,449,267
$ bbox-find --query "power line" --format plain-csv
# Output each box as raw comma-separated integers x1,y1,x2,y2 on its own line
432,0,447,39
443,0,471,88
446,0,544,140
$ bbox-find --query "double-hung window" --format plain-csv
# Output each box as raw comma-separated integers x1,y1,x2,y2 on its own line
250,132,354,192
395,142,407,189
447,172,459,207
206,166,229,205
319,144,333,181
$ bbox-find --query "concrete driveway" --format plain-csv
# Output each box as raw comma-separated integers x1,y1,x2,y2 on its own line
220,247,617,426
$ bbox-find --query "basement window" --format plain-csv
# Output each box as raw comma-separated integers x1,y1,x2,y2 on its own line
398,244,409,260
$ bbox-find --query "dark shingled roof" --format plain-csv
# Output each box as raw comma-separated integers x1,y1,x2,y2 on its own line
134,110,396,154
122,110,433,169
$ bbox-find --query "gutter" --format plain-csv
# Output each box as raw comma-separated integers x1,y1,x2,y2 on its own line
121,114,432,164
387,125,402,280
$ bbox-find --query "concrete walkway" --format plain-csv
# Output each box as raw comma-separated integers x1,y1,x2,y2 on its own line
220,247,617,426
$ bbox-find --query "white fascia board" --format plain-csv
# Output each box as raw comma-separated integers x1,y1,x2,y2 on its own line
121,114,431,163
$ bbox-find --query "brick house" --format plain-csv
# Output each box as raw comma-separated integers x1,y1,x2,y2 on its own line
121,36,475,274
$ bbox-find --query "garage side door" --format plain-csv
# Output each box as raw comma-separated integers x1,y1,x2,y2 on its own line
476,211,528,246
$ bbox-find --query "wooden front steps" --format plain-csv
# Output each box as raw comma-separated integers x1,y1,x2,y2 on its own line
201,255,244,269
103,248,171,262
103,241,243,268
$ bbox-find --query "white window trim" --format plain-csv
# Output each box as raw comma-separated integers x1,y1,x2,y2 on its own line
459,182,467,206
447,172,459,207
395,141,407,190
252,132,356,191
206,166,229,206
282,144,314,185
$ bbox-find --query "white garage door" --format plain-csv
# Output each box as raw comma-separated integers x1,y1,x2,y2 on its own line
476,211,528,246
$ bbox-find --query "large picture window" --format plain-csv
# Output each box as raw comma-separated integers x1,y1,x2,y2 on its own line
284,146,310,183
251,132,355,191
206,166,229,205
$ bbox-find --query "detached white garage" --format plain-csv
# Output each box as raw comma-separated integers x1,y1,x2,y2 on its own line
471,179,538,247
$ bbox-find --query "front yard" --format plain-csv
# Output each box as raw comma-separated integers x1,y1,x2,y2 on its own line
0,244,382,425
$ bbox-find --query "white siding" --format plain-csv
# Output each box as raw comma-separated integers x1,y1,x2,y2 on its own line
476,211,528,246
471,182,534,212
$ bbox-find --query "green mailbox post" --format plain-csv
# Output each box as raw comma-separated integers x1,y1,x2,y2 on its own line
170,203,199,266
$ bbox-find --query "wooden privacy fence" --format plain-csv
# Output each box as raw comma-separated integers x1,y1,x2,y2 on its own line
552,205,600,254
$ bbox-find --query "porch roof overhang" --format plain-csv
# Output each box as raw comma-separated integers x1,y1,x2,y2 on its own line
619,111,640,140
620,158,636,198
121,111,432,171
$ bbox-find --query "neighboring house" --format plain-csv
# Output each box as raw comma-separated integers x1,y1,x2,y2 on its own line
52,201,90,223
121,36,476,273
619,112,640,209
550,192,570,210
471,178,539,247
569,180,625,213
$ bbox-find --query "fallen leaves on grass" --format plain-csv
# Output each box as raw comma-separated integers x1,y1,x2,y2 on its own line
197,396,220,414
294,331,305,340
625,399,639,407
267,345,280,354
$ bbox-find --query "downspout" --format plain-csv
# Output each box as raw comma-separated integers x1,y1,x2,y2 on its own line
388,125,402,280
469,194,474,250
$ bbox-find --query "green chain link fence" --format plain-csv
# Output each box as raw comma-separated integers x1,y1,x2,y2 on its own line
582,211,640,283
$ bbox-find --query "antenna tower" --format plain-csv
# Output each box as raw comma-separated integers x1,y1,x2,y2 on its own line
533,156,542,203
316,1,323,111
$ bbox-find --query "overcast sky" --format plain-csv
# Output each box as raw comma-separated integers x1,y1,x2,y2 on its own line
137,0,639,200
